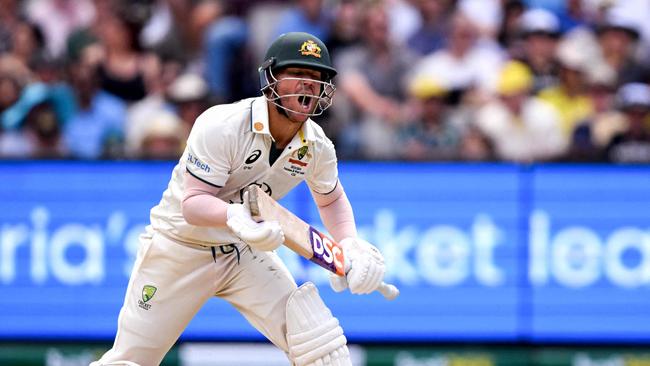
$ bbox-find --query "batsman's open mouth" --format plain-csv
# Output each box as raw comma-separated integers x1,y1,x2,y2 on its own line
298,95,314,111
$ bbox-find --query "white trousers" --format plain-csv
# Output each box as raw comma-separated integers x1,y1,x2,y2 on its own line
94,231,298,366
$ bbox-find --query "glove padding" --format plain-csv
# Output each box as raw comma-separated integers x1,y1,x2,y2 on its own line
226,192,284,251
329,238,385,294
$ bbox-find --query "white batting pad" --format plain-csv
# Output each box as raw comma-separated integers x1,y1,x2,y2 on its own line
286,282,351,366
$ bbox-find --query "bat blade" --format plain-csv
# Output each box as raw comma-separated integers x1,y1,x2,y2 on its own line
247,185,399,300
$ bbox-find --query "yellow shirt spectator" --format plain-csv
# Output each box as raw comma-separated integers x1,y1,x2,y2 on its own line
538,86,594,138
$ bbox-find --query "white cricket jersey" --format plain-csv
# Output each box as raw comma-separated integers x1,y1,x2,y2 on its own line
149,96,339,246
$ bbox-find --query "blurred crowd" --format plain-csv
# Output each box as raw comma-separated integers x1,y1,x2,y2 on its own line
1,0,649,163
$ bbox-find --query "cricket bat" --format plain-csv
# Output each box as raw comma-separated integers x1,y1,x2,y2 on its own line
247,185,399,300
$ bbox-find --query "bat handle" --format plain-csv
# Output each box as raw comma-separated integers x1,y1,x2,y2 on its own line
341,257,398,300
378,282,400,300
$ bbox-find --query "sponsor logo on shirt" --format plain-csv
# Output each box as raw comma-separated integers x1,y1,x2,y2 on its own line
245,149,262,164
187,153,210,173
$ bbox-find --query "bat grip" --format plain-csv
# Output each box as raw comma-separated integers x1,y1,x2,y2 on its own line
342,259,399,300
377,282,400,300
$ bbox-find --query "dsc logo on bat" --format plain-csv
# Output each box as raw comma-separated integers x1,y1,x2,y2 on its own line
309,227,345,276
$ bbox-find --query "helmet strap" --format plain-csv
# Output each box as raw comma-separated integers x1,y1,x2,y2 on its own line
266,78,291,119
275,99,290,119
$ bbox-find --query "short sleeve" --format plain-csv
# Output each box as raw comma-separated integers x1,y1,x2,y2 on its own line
184,112,232,188
307,139,339,194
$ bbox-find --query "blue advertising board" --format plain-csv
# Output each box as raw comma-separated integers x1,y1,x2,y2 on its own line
0,162,649,343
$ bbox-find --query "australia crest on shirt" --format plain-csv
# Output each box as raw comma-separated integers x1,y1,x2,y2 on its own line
284,145,311,176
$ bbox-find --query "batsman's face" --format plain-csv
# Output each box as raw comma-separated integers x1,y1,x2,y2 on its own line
275,67,322,122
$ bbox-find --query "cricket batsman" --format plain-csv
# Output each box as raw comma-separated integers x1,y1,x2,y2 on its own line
92,32,387,366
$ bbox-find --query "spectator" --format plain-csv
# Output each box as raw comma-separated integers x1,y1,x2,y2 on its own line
138,0,227,103
0,19,46,88
24,0,95,59
273,0,331,42
558,0,592,32
125,72,209,157
398,77,463,160
0,57,31,101
516,8,562,93
91,13,160,103
407,0,451,55
457,0,502,40
538,36,594,139
0,0,21,54
166,73,210,141
410,10,504,99
596,11,649,86
7,21,46,73
139,0,197,64
385,0,421,44
137,110,183,160
64,61,127,159
459,124,495,161
0,74,21,114
569,62,619,161
497,0,525,54
202,1,252,102
1,29,76,157
600,0,650,62
30,54,77,126
333,0,418,159
0,85,67,158
327,0,362,58
606,83,650,163
474,60,566,162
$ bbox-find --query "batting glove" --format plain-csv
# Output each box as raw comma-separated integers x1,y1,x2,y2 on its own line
329,237,385,295
226,192,284,251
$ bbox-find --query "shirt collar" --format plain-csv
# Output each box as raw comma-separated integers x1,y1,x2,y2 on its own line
250,96,317,143
250,96,271,135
